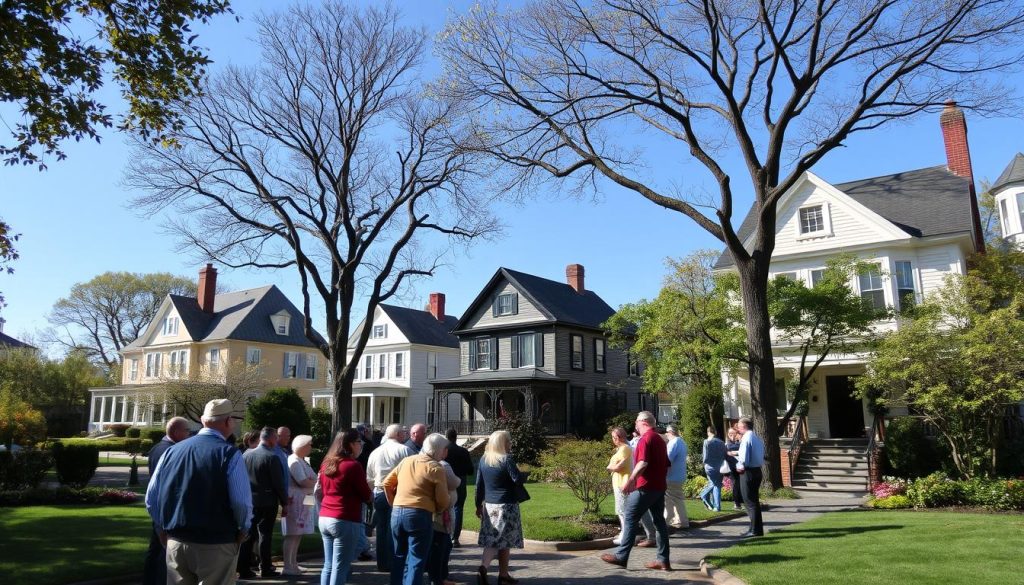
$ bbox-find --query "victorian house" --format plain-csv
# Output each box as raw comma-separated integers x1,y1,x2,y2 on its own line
87,265,326,431
431,264,648,436
311,293,461,428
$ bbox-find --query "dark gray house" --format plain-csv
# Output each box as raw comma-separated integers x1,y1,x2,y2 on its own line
431,264,649,436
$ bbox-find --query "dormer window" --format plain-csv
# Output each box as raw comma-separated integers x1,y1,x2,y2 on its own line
372,324,387,339
493,292,518,316
162,317,179,336
270,311,291,336
799,205,826,235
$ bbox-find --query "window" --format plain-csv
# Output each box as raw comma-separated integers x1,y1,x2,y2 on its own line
176,350,188,375
494,293,518,316
271,312,291,336
594,338,606,372
1000,198,1012,236
511,333,540,368
169,351,178,375
283,352,297,379
129,359,138,381
378,353,388,378
775,271,797,281
208,348,220,370
145,353,161,378
628,352,640,377
810,269,826,288
364,355,373,379
372,324,387,339
894,261,916,310
799,205,826,235
1018,193,1024,233
427,352,437,380
305,353,318,380
774,378,789,416
859,264,886,311
163,317,179,336
277,323,287,335
247,347,261,365
469,338,495,370
394,352,404,378
570,334,584,370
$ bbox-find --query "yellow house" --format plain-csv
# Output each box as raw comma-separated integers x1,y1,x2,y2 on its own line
87,265,326,431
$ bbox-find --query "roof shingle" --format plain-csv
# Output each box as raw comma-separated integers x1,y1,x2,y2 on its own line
993,153,1024,193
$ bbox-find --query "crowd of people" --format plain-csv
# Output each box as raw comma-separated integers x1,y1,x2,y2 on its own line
142,398,766,585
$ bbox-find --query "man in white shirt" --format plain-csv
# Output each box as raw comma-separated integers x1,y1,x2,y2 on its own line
366,424,414,573
735,416,765,537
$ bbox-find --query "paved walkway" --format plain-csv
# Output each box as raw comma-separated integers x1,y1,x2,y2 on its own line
241,493,865,585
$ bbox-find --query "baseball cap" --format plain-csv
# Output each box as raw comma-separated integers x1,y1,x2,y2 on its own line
203,398,243,419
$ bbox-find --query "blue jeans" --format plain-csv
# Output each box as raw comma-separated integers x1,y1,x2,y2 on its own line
319,516,362,585
700,465,724,511
390,506,434,585
374,491,393,572
614,488,670,565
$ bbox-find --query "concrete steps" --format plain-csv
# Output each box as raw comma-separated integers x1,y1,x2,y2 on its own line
790,439,870,495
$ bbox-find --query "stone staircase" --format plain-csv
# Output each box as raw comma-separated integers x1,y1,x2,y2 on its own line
790,438,870,496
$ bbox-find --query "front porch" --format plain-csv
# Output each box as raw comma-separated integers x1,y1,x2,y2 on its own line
431,370,570,436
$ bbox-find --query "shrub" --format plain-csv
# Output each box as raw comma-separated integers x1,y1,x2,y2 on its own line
0,390,48,448
869,495,912,509
537,441,611,515
0,448,53,490
494,412,548,466
309,407,333,449
142,428,166,444
54,437,154,452
0,487,139,506
107,423,132,437
51,443,99,488
871,477,909,498
764,486,800,499
125,427,141,438
884,418,942,478
906,472,966,508
245,388,311,436
684,474,708,498
604,412,637,439
681,385,724,463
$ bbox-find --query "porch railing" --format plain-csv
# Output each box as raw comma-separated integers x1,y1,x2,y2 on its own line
787,415,807,481
865,415,885,490
434,419,568,436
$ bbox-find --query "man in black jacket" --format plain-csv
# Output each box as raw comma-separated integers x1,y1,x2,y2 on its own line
141,417,190,585
444,428,474,547
238,426,289,578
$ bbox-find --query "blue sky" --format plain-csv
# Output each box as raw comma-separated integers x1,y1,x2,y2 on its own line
2,0,1023,351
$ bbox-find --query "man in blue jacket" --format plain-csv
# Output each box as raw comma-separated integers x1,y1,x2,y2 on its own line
145,399,251,585
141,417,190,585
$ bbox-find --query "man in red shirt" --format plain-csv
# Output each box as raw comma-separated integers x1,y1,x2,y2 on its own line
601,410,672,571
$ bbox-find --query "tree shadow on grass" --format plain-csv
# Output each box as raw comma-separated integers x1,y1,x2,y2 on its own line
752,524,904,542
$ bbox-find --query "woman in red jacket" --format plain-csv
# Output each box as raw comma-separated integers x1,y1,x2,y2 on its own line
316,429,372,585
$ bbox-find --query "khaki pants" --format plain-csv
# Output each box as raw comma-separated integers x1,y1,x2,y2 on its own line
664,482,689,528
166,538,240,585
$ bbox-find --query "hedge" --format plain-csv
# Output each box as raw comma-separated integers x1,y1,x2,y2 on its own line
870,473,1024,511
0,487,139,506
51,443,100,488
52,437,153,454
0,449,52,490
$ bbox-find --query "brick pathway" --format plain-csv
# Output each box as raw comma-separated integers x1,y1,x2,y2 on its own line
242,493,865,585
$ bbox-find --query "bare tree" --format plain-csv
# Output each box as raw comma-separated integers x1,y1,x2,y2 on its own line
158,360,267,424
438,0,1024,487
129,2,498,431
47,272,196,371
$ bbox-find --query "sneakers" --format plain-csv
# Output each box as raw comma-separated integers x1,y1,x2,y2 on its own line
702,499,713,511
612,537,622,545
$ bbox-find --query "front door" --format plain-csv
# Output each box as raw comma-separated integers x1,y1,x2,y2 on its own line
826,375,865,438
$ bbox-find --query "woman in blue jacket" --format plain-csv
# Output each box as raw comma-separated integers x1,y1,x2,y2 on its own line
474,430,524,585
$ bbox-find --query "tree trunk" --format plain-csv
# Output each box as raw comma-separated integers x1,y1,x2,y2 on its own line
737,258,784,490
330,351,354,433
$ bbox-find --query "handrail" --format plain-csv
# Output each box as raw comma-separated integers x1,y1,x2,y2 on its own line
787,415,807,480
865,415,884,490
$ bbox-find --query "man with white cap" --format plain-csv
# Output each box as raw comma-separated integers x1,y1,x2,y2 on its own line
145,399,252,585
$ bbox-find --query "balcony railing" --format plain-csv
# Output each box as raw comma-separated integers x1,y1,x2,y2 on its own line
434,419,568,436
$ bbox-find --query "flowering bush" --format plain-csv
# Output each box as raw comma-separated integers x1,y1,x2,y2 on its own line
880,474,1024,511
97,489,140,504
684,475,708,498
871,477,909,498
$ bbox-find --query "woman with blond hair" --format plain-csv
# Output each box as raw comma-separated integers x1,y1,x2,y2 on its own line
474,430,525,585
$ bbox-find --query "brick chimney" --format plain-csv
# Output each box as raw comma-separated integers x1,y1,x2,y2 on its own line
428,292,446,322
566,264,585,293
198,263,217,314
939,101,984,253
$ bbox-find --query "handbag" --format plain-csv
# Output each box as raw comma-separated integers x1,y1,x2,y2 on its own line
719,461,731,475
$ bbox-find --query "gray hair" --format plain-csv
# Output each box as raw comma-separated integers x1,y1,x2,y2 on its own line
421,433,450,460
384,424,402,440
260,426,277,441
637,411,656,426
738,416,754,430
201,414,230,424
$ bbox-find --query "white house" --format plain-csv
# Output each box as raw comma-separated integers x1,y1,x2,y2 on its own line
992,152,1024,247
312,293,460,429
712,103,985,492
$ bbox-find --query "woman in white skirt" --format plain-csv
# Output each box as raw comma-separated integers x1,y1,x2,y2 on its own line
282,434,317,575
474,430,524,585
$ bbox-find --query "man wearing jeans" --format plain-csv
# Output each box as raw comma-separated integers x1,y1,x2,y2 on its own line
601,411,672,571
736,416,766,537
366,424,415,574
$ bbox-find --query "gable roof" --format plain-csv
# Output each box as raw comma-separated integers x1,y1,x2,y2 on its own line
453,267,616,333
715,165,974,268
124,285,322,350
0,331,35,350
993,152,1024,193
378,304,460,348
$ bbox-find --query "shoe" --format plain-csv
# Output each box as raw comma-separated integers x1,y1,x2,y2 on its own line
600,553,627,568
734,504,743,510
477,565,489,585
358,552,374,561
738,531,754,537
636,539,655,548
282,567,303,576
713,508,721,512
237,571,257,579
645,561,672,571
498,575,519,585
612,537,621,545
702,499,713,511
261,569,281,577
452,540,462,548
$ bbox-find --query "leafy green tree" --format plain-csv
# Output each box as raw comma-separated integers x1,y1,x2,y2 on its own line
0,218,18,308
860,248,1024,478
244,388,311,437
47,271,196,370
538,440,610,515
1,0,233,167
0,390,48,449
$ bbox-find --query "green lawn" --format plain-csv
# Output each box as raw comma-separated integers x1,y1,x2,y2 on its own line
706,509,1024,585
0,504,321,585
461,482,730,541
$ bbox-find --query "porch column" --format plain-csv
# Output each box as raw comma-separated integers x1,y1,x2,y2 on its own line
368,395,376,429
